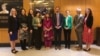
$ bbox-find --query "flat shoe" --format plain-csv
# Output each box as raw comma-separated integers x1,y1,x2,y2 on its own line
83,48,91,51
11,49,18,54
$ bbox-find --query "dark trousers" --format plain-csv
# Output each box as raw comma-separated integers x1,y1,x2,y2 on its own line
28,32,34,47
54,28,62,47
33,28,42,50
64,29,71,49
20,39,27,50
75,30,83,49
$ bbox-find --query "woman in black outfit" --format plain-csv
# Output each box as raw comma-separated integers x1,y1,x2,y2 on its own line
27,9,34,48
18,8,29,50
8,8,19,54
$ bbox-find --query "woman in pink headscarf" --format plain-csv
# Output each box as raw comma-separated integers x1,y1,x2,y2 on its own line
43,13,54,48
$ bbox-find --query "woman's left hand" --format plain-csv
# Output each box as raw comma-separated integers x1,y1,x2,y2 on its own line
30,30,32,33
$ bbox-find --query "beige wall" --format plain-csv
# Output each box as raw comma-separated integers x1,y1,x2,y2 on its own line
54,0,100,40
0,0,100,43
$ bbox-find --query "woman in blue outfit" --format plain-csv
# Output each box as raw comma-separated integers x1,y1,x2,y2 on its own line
8,8,19,54
63,10,73,49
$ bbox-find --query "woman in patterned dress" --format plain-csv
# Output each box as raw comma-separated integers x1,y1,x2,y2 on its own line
43,13,53,48
83,8,93,51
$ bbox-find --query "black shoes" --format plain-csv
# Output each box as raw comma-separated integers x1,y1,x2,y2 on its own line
83,48,91,51
55,46,61,50
11,49,18,54
65,45,70,49
36,48,41,50
22,48,28,50
29,46,34,49
55,47,57,50
58,46,61,50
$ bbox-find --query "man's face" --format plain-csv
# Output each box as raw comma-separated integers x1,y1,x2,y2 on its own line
76,10,81,15
55,8,60,13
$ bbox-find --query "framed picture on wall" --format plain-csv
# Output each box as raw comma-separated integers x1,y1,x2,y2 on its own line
0,0,23,28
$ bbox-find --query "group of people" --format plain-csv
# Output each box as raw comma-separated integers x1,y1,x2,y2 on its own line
8,7,93,54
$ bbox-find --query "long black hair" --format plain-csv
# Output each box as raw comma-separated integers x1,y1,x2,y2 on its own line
20,8,26,16
28,9,34,16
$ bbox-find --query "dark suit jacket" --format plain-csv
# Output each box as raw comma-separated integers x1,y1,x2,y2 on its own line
52,13,64,28
8,16,19,33
73,14,84,32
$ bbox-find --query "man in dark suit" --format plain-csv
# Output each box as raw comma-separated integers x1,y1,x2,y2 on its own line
73,8,84,50
52,7,64,50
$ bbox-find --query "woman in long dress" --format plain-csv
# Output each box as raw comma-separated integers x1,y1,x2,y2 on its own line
43,13,53,48
27,9,34,48
83,8,93,51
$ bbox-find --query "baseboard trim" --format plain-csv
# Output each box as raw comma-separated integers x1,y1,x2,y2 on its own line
0,43,20,47
0,41,96,47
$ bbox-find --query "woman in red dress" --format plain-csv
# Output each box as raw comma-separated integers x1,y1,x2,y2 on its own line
83,8,93,51
43,13,53,48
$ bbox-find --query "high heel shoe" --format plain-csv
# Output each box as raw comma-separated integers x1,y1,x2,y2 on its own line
83,48,91,51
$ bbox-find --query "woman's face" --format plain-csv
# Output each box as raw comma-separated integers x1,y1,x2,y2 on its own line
66,11,70,15
22,9,26,15
86,9,90,15
12,9,17,15
36,13,40,17
45,14,49,18
30,10,33,14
